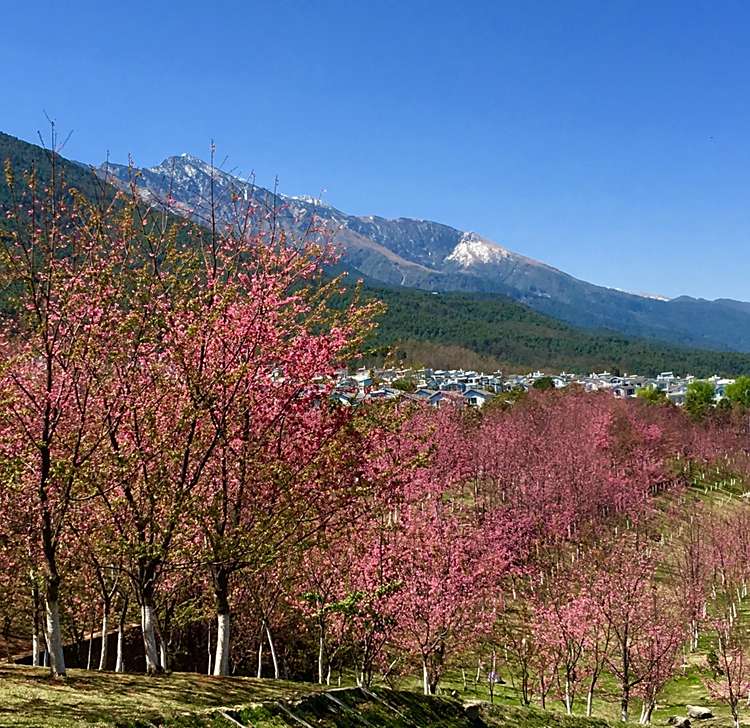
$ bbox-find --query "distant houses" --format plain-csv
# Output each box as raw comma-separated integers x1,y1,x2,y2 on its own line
330,365,737,410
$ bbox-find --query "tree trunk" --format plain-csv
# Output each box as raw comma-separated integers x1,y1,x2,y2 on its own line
44,585,66,678
212,568,231,677
86,616,94,670
141,603,161,674
256,630,264,678
620,684,630,723
586,683,595,717
115,623,125,673
318,625,325,685
265,623,279,679
213,613,231,677
639,700,654,724
207,621,213,675
115,595,128,673
31,580,41,667
159,635,168,673
98,607,109,671
422,656,431,695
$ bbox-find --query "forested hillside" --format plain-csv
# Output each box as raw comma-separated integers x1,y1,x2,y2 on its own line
364,286,750,375
0,132,110,209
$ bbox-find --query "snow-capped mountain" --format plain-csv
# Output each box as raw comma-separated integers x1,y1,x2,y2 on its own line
99,154,750,353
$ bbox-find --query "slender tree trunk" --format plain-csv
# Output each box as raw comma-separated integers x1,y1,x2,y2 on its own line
159,635,168,673
318,627,325,685
31,581,41,667
422,656,431,695
586,682,595,717
265,623,279,679
86,610,95,670
98,605,109,671
207,621,213,675
256,631,264,678
115,595,128,673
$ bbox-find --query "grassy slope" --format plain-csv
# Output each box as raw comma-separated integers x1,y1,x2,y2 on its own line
0,665,318,727
0,662,737,728
0,665,623,728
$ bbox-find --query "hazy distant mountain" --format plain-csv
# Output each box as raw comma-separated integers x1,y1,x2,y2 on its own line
98,153,750,353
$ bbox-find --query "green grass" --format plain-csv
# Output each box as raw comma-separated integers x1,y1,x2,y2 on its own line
0,664,319,728
0,660,743,728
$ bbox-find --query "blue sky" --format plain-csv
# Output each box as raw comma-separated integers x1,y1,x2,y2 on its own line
2,0,749,300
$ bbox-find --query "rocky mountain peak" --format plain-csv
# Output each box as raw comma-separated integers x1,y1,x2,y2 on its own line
444,232,514,268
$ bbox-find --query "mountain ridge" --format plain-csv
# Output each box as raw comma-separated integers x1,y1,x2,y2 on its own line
2,130,750,375
98,152,750,353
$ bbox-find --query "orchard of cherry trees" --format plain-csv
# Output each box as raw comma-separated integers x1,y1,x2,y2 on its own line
1,158,750,725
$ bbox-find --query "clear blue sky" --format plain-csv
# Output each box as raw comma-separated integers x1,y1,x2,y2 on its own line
2,0,749,301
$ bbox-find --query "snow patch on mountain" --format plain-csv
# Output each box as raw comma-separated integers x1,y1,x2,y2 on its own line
284,194,334,210
614,288,671,302
444,232,513,267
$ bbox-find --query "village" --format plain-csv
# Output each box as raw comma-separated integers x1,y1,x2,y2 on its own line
334,366,738,409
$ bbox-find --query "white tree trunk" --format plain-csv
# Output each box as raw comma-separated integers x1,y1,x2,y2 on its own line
159,638,167,672
32,633,40,667
207,622,213,675
422,657,431,695
213,612,231,676
265,623,279,679
115,621,125,673
256,633,264,678
141,604,161,674
45,598,66,677
86,615,95,670
98,611,109,671
586,685,595,716
318,630,325,684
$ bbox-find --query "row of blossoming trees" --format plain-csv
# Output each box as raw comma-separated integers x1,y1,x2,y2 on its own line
1,159,750,724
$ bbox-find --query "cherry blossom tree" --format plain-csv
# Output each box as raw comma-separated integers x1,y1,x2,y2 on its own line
0,151,122,676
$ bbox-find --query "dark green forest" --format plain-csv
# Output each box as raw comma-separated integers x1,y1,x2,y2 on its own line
362,286,750,376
